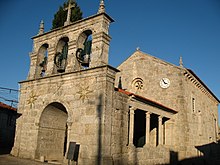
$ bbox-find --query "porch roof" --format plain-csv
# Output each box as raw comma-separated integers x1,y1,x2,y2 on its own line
115,88,177,115
0,102,17,112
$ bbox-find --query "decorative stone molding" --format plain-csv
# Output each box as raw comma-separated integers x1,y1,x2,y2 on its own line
184,69,219,104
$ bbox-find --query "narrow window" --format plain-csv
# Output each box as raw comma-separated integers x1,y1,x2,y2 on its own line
192,97,195,113
198,110,202,136
133,110,146,147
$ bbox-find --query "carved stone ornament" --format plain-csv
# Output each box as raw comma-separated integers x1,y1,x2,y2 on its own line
27,91,38,108
76,85,93,102
132,78,144,91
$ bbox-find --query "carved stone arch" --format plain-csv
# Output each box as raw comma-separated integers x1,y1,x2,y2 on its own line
35,102,68,162
35,43,49,78
53,37,70,73
76,30,93,68
55,36,69,52
77,29,93,48
41,98,72,122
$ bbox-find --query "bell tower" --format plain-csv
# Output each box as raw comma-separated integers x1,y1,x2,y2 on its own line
28,0,114,79
12,1,118,164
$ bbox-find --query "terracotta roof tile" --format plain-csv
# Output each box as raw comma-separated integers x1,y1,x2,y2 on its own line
115,88,177,113
0,102,17,111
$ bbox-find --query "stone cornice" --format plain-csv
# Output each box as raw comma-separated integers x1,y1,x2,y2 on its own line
184,69,219,104
19,65,119,84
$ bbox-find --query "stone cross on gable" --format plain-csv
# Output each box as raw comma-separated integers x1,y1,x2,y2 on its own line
64,0,76,26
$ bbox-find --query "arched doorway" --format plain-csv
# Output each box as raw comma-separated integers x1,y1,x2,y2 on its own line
35,102,68,162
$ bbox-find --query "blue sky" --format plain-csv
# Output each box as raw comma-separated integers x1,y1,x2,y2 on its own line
0,0,219,111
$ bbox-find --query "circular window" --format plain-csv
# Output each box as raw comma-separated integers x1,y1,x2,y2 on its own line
132,78,144,91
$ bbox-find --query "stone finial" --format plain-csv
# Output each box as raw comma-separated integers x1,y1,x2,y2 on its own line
179,56,184,67
98,0,105,14
38,20,44,35
136,47,140,51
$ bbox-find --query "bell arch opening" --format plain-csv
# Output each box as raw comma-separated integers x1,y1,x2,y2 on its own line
36,102,68,162
36,43,49,78
54,37,69,73
76,30,93,69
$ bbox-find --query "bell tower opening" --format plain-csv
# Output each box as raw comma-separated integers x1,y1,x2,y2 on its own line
76,30,92,69
36,44,49,78
54,37,69,73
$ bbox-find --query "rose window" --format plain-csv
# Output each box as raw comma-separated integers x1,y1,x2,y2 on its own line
132,78,144,91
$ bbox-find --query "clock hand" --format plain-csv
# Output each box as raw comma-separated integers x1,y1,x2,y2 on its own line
162,79,168,84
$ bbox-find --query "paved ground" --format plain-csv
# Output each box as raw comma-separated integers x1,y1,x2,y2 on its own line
0,154,51,165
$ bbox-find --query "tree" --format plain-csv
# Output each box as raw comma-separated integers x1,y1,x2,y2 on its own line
52,1,83,29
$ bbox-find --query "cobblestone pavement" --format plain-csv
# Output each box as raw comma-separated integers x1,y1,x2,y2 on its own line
0,154,51,165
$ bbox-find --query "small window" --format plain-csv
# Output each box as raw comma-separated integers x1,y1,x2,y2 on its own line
192,97,195,113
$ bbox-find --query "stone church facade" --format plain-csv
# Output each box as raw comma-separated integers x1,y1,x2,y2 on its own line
11,1,219,165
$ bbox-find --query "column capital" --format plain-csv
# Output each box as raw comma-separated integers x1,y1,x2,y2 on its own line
146,111,151,117
129,106,136,112
158,115,163,120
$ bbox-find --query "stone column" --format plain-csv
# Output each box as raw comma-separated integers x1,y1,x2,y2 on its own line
145,112,151,145
129,107,135,145
158,116,163,145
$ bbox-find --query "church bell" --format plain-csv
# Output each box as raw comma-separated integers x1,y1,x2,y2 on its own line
76,39,92,68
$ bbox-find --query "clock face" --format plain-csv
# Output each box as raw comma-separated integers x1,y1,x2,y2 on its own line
160,78,170,88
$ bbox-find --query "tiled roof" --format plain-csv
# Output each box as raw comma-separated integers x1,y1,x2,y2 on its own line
115,88,177,113
0,102,17,111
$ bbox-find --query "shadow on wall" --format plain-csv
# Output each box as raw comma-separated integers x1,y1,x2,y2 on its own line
96,94,103,165
161,141,220,165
